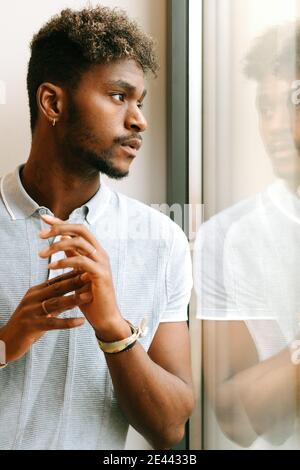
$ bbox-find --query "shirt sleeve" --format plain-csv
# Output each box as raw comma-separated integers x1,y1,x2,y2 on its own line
193,217,238,320
194,213,275,321
159,223,193,322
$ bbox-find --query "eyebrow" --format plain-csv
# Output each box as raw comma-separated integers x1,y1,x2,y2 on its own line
106,80,147,99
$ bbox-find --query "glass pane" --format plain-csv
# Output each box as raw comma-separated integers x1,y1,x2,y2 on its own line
192,0,300,450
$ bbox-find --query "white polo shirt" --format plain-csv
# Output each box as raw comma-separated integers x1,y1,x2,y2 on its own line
194,179,300,449
0,163,192,450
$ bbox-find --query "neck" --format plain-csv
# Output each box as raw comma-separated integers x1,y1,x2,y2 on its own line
282,177,300,197
21,139,101,221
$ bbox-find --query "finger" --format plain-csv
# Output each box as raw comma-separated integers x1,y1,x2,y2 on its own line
61,235,78,258
46,269,80,284
43,316,85,331
28,269,80,293
73,283,93,305
39,290,93,317
47,255,101,280
26,274,88,303
39,237,98,260
40,274,89,302
74,282,92,296
40,213,65,225
39,218,100,251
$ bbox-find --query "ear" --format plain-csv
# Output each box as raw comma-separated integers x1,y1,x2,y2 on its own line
36,82,64,125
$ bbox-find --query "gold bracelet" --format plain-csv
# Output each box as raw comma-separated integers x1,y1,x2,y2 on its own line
96,318,147,354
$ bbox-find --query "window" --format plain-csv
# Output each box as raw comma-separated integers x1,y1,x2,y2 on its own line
187,0,300,450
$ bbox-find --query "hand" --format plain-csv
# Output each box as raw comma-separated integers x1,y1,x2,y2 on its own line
0,270,91,364
38,214,130,339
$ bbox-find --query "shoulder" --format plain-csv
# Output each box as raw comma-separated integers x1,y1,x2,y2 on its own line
196,193,263,245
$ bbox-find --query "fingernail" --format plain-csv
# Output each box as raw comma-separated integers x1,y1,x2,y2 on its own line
80,273,89,282
39,229,51,237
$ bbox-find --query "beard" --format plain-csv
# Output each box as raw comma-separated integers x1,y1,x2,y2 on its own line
61,98,129,180
66,138,129,180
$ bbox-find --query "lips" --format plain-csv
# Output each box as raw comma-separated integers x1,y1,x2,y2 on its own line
269,141,292,152
121,138,142,152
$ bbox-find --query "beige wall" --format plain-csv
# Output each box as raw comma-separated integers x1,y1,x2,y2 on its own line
0,0,167,205
203,0,300,218
231,0,300,203
0,0,167,449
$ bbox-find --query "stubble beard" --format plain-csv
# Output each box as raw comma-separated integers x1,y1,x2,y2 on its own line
61,100,129,180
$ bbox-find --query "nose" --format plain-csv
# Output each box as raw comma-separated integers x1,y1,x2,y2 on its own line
125,106,148,133
272,111,287,131
269,105,290,134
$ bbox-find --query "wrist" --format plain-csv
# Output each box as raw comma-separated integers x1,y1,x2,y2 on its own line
94,317,132,342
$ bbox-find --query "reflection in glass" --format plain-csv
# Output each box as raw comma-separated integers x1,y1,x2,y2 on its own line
194,17,300,449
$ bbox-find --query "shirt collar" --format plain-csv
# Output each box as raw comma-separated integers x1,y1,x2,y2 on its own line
0,163,111,224
267,178,300,225
84,176,111,225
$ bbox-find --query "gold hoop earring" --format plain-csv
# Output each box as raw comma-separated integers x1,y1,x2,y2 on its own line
52,118,56,127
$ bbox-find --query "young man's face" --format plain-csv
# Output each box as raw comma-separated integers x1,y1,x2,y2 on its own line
256,73,300,184
61,59,147,179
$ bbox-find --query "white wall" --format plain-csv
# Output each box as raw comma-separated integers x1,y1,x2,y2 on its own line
0,0,167,450
0,0,167,205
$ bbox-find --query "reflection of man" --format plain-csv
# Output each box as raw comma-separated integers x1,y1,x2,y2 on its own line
194,23,300,449
0,6,194,449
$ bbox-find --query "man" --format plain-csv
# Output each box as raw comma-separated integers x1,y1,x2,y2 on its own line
0,6,194,450
194,22,300,449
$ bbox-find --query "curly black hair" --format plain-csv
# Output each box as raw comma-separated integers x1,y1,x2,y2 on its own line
243,21,300,82
27,6,159,132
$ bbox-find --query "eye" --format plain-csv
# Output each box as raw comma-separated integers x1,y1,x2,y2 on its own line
111,93,125,102
137,102,144,110
257,102,274,119
260,106,273,118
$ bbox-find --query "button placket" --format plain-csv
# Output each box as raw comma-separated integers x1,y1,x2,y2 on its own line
48,213,84,282
48,235,68,280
